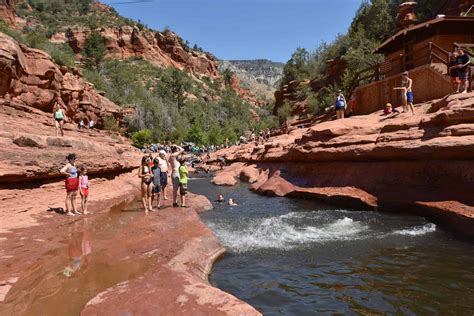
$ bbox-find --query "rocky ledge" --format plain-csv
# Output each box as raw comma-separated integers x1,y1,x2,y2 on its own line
208,93,474,239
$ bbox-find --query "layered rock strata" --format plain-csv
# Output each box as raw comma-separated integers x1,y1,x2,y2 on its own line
209,93,474,238
0,32,125,128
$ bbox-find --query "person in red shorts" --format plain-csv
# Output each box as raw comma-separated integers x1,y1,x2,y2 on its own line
60,153,79,216
79,166,89,215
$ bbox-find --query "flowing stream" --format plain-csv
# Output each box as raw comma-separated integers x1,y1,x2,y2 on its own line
191,175,474,315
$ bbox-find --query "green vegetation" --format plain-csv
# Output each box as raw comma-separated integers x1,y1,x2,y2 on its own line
83,58,276,146
83,31,106,68
280,0,443,113
1,0,277,146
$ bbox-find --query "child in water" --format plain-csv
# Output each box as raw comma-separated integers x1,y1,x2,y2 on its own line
228,198,238,206
79,166,89,214
178,157,188,208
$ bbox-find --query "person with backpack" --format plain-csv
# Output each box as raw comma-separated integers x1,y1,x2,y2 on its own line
335,90,347,119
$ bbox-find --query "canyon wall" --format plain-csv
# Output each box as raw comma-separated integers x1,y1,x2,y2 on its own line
209,93,474,238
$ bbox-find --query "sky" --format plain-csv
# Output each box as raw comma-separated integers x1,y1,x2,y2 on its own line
102,0,363,63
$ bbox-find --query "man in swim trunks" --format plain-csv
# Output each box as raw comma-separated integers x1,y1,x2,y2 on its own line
158,150,170,200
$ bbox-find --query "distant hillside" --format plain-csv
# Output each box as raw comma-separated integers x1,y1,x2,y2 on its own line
219,59,284,100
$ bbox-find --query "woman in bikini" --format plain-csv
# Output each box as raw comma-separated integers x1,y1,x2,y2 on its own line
53,97,66,137
60,153,79,216
138,155,153,212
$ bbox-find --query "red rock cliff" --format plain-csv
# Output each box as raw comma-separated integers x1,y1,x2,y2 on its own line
63,26,219,79
209,94,474,239
0,32,124,127
0,0,16,26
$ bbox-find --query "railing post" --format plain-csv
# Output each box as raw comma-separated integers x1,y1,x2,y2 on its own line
429,42,432,64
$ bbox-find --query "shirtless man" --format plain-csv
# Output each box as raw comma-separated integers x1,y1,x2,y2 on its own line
169,145,184,207
158,150,171,200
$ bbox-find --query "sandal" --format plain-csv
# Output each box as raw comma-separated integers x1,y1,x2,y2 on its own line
65,212,75,216
172,203,179,207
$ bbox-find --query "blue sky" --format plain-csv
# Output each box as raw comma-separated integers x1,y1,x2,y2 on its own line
102,0,363,63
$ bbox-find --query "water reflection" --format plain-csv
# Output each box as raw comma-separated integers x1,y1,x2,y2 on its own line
64,219,92,278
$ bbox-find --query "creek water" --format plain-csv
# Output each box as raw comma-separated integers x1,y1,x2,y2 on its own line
190,176,474,315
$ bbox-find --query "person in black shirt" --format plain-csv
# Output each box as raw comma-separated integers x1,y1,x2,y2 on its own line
455,48,471,93
449,51,460,93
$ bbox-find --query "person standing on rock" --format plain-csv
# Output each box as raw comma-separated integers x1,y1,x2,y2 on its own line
335,89,347,119
60,153,79,216
178,157,188,208
169,145,184,207
151,158,162,210
455,48,471,94
78,166,89,215
158,150,170,200
400,71,415,115
138,155,153,212
53,100,66,137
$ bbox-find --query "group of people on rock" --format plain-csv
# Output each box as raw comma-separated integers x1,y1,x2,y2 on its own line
53,95,95,137
139,145,188,212
60,153,89,216
336,48,471,119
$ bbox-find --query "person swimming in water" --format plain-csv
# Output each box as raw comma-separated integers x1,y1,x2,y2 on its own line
217,194,225,203
228,198,238,206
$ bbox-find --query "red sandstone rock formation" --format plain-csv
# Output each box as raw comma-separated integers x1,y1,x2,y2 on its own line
63,26,220,79
208,94,474,239
0,0,16,26
230,73,265,107
0,32,125,128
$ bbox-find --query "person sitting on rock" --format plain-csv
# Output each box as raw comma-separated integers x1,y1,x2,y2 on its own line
383,103,400,115
228,198,238,206
54,102,66,137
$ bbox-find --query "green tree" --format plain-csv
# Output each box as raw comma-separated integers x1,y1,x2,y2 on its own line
281,47,310,86
84,31,106,68
131,129,152,148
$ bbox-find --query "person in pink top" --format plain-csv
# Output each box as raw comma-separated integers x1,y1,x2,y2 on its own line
79,166,89,214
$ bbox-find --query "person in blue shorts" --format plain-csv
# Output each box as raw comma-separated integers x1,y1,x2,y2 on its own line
151,158,161,210
401,71,415,115
334,89,347,119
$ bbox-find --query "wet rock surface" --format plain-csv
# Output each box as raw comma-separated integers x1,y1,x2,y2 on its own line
208,94,474,239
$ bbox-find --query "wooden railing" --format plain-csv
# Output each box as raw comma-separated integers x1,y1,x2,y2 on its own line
347,41,468,96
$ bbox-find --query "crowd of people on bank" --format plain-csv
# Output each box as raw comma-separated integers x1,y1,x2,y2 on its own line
138,145,188,212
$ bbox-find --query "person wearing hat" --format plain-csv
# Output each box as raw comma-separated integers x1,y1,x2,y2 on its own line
157,150,170,200
334,89,347,119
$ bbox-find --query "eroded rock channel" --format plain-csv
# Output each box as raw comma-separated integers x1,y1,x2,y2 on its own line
192,176,474,315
